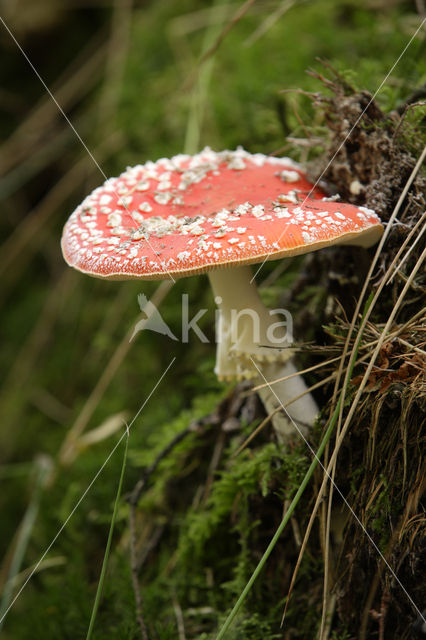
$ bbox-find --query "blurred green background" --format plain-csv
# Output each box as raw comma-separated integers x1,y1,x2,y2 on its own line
0,1,424,638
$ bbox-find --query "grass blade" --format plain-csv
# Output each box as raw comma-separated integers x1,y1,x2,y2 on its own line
215,293,374,639
86,429,129,640
0,456,52,631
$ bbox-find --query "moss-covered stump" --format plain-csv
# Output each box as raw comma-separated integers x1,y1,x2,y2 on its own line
128,79,425,639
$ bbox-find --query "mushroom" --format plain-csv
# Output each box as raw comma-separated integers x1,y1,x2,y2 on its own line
61,148,383,439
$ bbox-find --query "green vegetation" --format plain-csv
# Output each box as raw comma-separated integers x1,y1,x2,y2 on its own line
0,1,424,639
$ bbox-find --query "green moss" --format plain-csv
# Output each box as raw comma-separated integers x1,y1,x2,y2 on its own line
1,0,424,637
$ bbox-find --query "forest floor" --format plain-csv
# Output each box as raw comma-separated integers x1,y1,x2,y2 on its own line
0,1,425,639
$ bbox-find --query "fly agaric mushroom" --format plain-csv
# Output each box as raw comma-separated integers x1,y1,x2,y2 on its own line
61,148,383,438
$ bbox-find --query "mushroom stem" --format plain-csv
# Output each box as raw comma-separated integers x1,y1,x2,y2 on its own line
208,265,318,439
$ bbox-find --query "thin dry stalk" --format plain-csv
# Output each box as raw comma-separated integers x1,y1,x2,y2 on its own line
0,271,74,456
319,145,426,635
0,31,107,174
283,227,425,629
234,347,378,457
197,0,256,63
243,0,295,47
183,0,257,91
322,248,425,608
332,144,425,412
358,504,418,640
0,132,123,287
86,286,137,369
321,222,425,623
248,355,343,394
58,280,174,466
319,452,336,640
1,123,86,201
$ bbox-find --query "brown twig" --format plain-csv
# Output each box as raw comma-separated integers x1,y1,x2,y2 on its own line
127,425,193,508
395,84,426,114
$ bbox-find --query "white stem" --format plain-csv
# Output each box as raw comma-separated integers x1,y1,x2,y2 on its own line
209,265,282,378
208,266,319,439
257,360,319,440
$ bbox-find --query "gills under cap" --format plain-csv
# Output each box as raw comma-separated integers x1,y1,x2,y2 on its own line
61,147,383,279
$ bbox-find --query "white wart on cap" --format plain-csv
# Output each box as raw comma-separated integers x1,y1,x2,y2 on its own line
61,147,383,280
61,148,383,440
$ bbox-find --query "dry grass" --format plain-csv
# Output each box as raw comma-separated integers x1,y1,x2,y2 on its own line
0,3,424,638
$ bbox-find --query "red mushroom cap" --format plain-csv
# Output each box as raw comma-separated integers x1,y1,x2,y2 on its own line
61,148,383,279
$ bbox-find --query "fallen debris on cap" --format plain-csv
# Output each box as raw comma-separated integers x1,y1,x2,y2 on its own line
62,147,383,441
